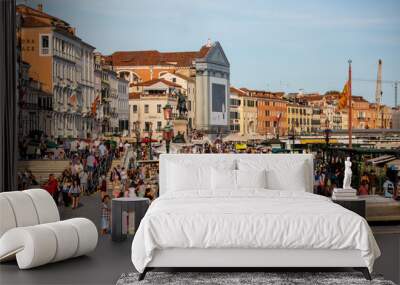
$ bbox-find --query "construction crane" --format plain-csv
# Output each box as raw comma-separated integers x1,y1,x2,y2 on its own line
375,59,383,106
354,77,399,106
353,59,399,107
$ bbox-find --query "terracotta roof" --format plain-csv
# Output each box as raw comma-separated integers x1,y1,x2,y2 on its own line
352,96,368,102
17,4,69,25
130,78,182,88
129,93,140,100
302,94,323,101
171,73,195,82
21,16,51,28
230,86,247,96
107,45,211,67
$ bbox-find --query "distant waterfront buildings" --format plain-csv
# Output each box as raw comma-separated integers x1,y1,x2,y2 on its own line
15,4,395,142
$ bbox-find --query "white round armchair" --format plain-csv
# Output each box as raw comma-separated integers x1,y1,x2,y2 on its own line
0,189,98,269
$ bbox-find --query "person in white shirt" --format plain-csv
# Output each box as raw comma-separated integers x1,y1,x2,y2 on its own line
120,167,128,186
124,141,130,151
70,140,77,155
99,143,106,157
80,170,89,195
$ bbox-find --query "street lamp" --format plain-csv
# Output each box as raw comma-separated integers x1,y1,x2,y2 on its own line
324,119,332,163
163,103,173,120
148,122,153,160
163,103,174,153
133,121,141,160
290,121,299,152
163,123,174,153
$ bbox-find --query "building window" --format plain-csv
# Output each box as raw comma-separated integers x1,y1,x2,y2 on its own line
144,122,151,131
40,34,50,56
144,104,149,113
157,104,161,113
157,121,162,130
172,78,176,83
188,100,191,111
132,105,137,113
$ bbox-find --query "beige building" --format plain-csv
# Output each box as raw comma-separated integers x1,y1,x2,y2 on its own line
287,102,312,134
18,61,53,137
239,90,258,136
229,87,243,133
109,41,230,134
159,72,196,129
129,80,179,140
17,4,96,138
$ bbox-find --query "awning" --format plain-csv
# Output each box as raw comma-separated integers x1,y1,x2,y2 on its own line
235,143,247,150
385,159,400,170
222,133,246,142
300,138,338,144
141,137,158,143
367,155,396,165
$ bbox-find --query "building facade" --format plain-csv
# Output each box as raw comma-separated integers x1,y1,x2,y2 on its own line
287,102,312,135
251,90,287,138
118,78,129,135
129,83,179,141
17,4,96,139
18,61,53,137
108,40,230,135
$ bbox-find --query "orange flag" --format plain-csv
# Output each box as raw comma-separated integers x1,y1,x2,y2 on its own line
338,80,349,110
91,96,100,115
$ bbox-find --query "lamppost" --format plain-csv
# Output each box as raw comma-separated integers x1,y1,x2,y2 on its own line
148,122,153,160
133,121,141,160
290,121,298,152
324,119,332,163
163,103,174,153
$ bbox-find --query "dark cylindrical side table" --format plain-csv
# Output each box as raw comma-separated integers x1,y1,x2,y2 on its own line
111,197,150,242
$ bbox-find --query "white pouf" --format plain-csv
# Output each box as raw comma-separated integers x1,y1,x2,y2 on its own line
0,189,98,269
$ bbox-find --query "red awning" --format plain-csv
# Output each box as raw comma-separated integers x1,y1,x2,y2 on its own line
141,137,158,143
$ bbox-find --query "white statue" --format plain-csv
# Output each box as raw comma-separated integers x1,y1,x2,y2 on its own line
343,157,352,189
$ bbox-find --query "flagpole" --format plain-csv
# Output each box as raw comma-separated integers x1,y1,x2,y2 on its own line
348,59,352,149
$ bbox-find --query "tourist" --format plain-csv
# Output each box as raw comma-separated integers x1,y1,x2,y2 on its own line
383,177,395,198
86,152,96,173
44,174,58,204
119,139,124,154
358,180,369,196
121,167,127,187
100,195,111,235
69,179,81,209
369,170,378,195
80,170,89,196
61,178,71,207
100,175,107,199
112,176,122,198
361,172,370,193
63,139,71,158
99,142,106,157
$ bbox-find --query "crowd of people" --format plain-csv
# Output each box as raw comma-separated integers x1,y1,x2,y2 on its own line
17,134,399,235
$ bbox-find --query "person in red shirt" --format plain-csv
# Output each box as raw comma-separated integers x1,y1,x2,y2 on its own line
44,174,59,205
358,180,369,196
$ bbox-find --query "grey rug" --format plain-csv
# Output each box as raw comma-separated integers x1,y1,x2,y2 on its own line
117,271,396,285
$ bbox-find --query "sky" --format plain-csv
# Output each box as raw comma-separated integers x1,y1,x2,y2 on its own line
19,0,400,106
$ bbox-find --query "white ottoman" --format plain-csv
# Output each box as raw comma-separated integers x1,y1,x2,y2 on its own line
0,218,98,269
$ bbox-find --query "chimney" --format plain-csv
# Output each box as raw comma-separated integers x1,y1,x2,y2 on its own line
37,4,43,12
